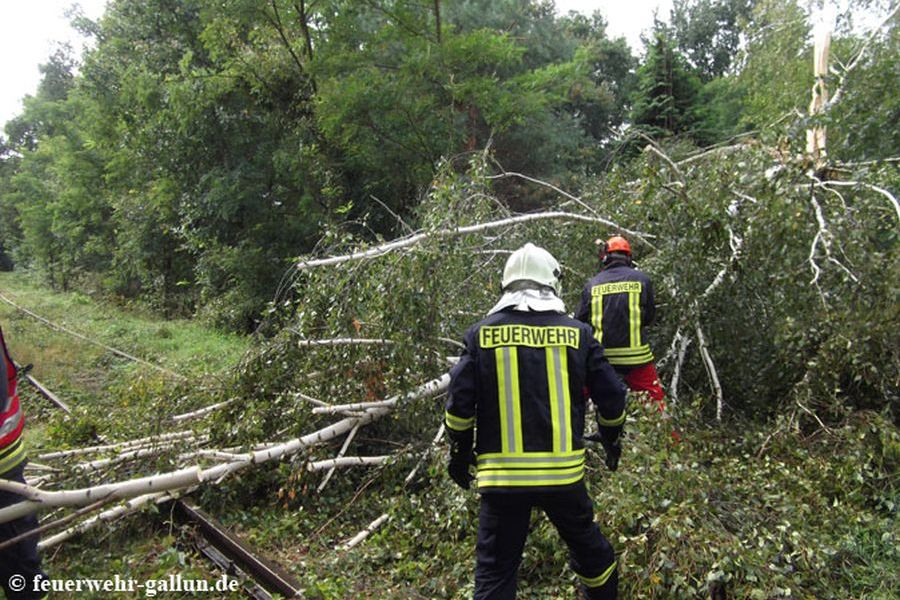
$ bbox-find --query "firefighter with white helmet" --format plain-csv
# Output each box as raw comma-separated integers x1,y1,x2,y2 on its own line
445,243,626,599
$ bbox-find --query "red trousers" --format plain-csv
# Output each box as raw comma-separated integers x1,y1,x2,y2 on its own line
618,363,665,412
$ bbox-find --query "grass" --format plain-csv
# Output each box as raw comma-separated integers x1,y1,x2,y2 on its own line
0,270,250,445
0,271,247,379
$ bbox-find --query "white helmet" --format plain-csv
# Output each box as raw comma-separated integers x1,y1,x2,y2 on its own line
501,243,561,295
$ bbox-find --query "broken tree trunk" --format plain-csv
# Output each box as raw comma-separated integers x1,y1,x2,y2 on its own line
807,24,832,168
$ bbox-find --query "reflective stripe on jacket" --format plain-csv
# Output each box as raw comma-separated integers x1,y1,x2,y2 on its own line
445,309,626,493
0,326,26,474
575,260,656,367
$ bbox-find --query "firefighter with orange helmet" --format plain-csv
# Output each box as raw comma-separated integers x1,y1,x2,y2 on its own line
575,236,666,410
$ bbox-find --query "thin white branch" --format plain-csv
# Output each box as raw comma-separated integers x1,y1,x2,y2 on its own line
336,422,448,552
172,399,234,422
696,325,723,421
809,230,823,286
307,456,394,472
862,182,899,219
644,144,686,185
834,157,900,167
295,392,329,407
24,462,62,473
312,399,397,414
247,374,449,465
808,193,860,288
405,424,445,485
37,431,196,460
25,476,53,488
38,492,171,550
678,143,751,166
701,226,744,299
730,189,759,209
438,336,466,350
74,447,166,473
369,194,415,235
817,180,900,222
177,450,250,463
826,3,900,109
655,330,681,371
484,172,601,219
295,213,654,271
668,330,693,406
317,423,361,493
827,255,860,283
293,337,395,347
71,436,209,472
339,513,390,550
796,399,835,434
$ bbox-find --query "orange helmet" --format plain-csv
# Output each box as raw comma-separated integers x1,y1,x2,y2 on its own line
606,235,631,256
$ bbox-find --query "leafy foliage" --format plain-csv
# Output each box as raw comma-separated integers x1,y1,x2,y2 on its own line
670,0,757,81
0,0,635,327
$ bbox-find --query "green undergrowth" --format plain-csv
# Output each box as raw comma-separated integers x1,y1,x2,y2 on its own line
40,401,898,599
0,270,254,597
192,400,897,599
2,272,897,599
16,386,895,598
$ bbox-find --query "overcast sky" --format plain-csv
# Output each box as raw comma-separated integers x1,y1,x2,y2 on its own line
0,0,108,126
556,0,673,46
0,0,672,128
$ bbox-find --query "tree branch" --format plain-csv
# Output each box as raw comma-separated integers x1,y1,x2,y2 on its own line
695,325,723,421
295,212,654,271
317,423,360,493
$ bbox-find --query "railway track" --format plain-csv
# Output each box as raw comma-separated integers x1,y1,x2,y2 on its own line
16,362,71,414
165,499,303,599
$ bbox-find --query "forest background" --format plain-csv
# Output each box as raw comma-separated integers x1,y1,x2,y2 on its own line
3,0,890,332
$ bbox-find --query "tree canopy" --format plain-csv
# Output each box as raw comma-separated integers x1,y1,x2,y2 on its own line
0,0,896,334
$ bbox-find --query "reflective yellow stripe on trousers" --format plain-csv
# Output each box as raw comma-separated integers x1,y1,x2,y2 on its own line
495,347,522,453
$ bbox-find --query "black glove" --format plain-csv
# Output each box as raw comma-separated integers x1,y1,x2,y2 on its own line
448,453,475,489
601,438,621,472
584,432,622,472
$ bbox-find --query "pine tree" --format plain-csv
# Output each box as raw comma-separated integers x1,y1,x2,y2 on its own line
630,31,701,138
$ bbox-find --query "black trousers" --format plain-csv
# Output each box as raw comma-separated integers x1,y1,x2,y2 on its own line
0,464,47,600
474,484,617,600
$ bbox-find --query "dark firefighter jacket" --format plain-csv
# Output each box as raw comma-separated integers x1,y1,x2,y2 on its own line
0,327,26,476
575,256,656,367
445,308,626,493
